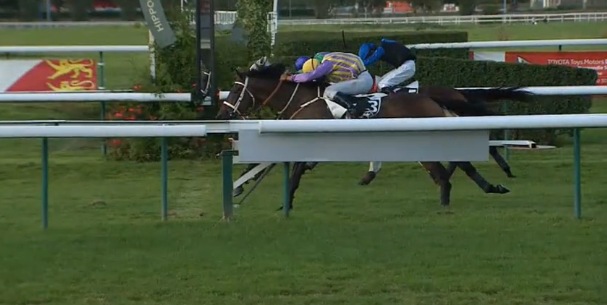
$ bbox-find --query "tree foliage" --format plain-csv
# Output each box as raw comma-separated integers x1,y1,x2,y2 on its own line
236,0,272,60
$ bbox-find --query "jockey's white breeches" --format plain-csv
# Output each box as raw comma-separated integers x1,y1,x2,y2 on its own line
377,60,416,89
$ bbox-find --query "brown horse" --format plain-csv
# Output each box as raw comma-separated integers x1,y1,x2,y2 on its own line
241,58,527,190
356,85,534,185
217,63,510,210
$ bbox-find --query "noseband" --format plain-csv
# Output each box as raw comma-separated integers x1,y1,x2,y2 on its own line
223,75,301,119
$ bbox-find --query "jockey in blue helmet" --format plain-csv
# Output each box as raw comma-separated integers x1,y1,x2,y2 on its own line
294,56,310,73
358,38,417,92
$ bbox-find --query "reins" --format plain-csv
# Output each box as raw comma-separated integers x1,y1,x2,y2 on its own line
226,75,319,120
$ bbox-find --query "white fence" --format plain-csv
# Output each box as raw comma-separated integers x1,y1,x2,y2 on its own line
0,125,207,138
2,114,600,226
2,38,606,55
1,12,606,28
1,86,604,105
257,114,607,133
213,11,607,26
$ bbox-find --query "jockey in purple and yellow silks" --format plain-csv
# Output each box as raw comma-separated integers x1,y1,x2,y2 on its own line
286,52,374,116
294,52,329,73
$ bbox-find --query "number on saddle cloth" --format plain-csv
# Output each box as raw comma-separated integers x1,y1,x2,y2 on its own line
354,93,387,118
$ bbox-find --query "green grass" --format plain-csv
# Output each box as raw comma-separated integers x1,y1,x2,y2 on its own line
0,23,606,304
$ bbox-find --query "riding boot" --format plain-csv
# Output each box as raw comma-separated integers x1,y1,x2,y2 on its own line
380,86,396,94
332,92,359,117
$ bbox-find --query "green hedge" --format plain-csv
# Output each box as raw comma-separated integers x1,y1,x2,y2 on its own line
214,30,468,91
415,57,596,143
274,31,469,59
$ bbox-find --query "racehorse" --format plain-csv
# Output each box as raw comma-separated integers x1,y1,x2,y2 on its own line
217,63,512,210
231,59,533,197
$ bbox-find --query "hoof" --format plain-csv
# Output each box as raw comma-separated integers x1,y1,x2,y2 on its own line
233,186,244,197
359,171,376,186
437,206,454,215
507,174,516,178
496,184,510,194
488,184,510,194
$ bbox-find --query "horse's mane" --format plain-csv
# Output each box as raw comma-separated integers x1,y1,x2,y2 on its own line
245,62,329,90
245,63,286,79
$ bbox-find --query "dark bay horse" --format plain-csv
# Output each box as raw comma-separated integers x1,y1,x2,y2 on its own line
245,59,530,189
217,63,509,210
358,85,535,185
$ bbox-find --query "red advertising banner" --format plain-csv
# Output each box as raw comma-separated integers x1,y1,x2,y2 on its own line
4,59,98,92
504,52,607,86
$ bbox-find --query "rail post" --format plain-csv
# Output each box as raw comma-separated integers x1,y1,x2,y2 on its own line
41,136,49,229
503,101,510,160
283,162,290,217
161,136,169,220
97,51,107,156
221,150,235,220
573,128,582,219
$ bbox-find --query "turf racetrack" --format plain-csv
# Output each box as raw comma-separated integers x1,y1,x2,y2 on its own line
0,22,606,304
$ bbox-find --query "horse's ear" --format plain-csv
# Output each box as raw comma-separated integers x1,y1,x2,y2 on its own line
234,68,244,80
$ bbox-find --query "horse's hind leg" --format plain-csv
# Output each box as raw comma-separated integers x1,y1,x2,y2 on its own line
489,146,515,178
421,162,452,208
454,161,510,194
359,161,382,185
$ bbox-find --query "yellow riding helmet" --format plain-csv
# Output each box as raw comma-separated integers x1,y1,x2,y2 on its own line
302,59,321,73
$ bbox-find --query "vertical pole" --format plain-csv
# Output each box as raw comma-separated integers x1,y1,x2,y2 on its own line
97,52,105,90
41,138,49,229
283,162,290,217
161,137,168,221
503,101,510,160
221,150,234,220
45,0,52,21
573,128,582,219
98,52,107,157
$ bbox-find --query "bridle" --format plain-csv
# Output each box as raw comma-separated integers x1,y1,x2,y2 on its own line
222,75,303,120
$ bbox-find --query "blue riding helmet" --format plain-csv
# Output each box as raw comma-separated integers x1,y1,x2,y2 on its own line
359,42,385,67
295,56,310,71
358,43,376,60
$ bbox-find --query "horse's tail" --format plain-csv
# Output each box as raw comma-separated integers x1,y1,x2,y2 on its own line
456,87,535,104
430,96,497,117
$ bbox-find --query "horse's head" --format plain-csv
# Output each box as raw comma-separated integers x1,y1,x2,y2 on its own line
249,56,271,71
216,62,288,120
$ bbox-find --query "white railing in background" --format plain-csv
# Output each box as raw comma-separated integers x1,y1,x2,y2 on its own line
1,12,606,29
274,12,607,25
2,38,604,90
2,38,604,55
0,86,604,105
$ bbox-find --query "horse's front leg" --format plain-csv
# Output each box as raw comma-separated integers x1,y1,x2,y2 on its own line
233,163,262,197
454,161,510,194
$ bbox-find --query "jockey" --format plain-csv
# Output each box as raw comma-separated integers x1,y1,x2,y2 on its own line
358,38,416,92
286,52,373,117
294,52,329,73
294,56,309,73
